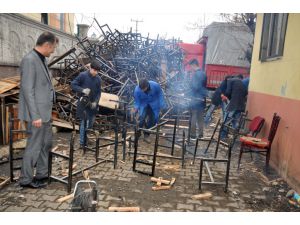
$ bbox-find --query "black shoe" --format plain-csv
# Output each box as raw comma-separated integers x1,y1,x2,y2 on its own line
34,176,49,183
20,181,47,189
190,135,197,141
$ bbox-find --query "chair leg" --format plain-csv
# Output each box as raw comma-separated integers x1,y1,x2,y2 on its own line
266,148,271,173
199,159,204,190
193,138,199,164
237,144,244,170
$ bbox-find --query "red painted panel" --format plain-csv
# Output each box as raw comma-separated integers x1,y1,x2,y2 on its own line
206,64,250,88
247,91,300,192
178,43,205,71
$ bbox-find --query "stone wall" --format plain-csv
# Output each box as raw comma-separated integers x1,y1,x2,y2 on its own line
0,13,76,75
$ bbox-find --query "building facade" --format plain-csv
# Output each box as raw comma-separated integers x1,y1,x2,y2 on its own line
247,13,300,191
0,13,76,78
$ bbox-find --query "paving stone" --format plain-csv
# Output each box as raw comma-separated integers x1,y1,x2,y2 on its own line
176,203,194,211
54,190,68,196
186,199,203,205
118,177,131,182
37,189,56,195
22,199,44,208
215,207,230,212
39,194,58,201
45,208,58,212
40,201,61,210
195,205,213,212
98,201,110,208
160,203,174,208
148,207,163,212
106,195,122,201
225,202,240,208
212,196,226,201
25,206,45,212
254,195,267,200
58,202,70,211
5,206,28,212
203,200,220,206
0,205,9,211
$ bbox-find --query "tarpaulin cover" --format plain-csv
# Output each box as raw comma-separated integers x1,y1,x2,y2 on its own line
202,22,253,68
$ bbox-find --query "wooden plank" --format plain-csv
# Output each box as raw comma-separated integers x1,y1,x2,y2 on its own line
151,177,170,185
0,81,19,94
108,207,140,212
52,120,79,130
191,192,212,200
57,194,74,203
98,92,119,109
152,185,171,191
0,177,10,189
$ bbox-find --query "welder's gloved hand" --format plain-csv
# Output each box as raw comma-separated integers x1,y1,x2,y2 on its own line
82,88,91,96
91,102,98,109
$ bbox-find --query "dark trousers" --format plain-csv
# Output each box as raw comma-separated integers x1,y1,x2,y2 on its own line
20,121,52,185
139,105,156,136
190,109,204,138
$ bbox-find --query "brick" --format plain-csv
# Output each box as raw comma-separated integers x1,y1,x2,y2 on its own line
176,203,194,211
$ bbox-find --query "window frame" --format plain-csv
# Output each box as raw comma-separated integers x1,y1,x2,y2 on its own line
259,13,289,62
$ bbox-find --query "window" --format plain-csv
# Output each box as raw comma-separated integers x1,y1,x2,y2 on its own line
260,13,288,61
41,13,48,25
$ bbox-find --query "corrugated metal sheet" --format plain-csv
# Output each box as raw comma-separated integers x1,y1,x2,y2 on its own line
202,22,253,68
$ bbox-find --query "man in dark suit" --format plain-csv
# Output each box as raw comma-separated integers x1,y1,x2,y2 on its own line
18,32,58,188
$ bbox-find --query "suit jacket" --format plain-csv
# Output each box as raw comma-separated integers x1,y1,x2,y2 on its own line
18,50,55,122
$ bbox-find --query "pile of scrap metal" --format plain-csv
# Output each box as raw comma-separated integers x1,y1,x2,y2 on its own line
50,18,191,126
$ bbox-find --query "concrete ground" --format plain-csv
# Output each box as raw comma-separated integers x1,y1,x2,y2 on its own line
0,122,298,212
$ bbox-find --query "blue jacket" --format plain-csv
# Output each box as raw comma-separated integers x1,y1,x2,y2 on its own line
188,69,208,109
134,81,166,122
71,71,101,119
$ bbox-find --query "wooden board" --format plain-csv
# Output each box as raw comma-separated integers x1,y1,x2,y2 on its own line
0,81,19,94
52,119,79,130
98,92,119,109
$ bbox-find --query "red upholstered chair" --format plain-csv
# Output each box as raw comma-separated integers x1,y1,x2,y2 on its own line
239,116,265,137
238,113,281,171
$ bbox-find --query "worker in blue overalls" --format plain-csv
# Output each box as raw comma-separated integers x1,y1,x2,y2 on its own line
133,78,166,141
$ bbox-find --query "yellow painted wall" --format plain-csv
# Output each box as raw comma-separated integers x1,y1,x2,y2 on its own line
21,13,41,22
20,13,74,35
250,13,300,100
